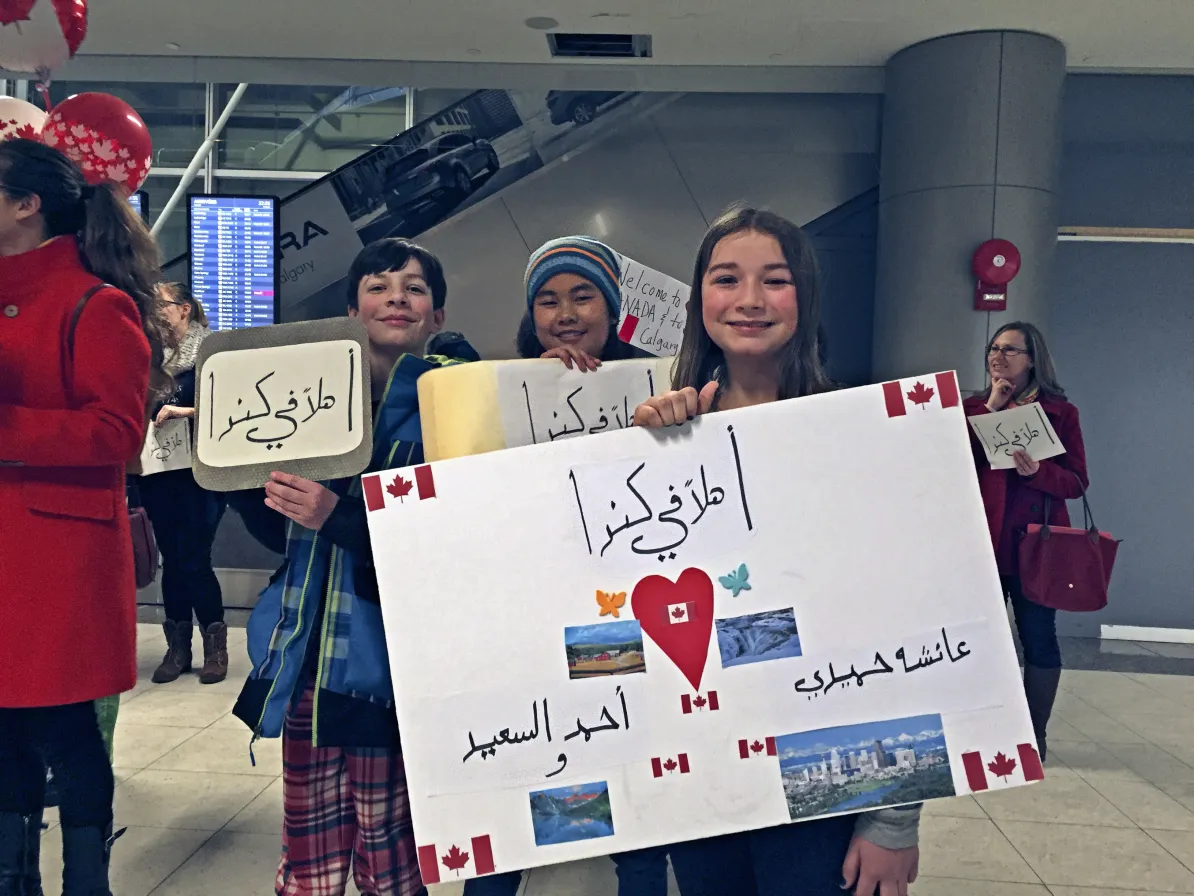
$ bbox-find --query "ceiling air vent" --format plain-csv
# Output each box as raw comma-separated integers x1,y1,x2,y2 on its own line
547,33,653,59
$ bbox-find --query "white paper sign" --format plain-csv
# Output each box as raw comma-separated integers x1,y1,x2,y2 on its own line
967,404,1065,470
367,372,1042,882
496,358,673,449
139,418,192,476
618,256,689,358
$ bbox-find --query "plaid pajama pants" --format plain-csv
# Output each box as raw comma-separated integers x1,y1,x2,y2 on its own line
276,685,425,896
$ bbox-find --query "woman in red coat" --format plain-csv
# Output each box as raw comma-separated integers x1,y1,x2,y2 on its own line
963,321,1088,761
0,138,168,896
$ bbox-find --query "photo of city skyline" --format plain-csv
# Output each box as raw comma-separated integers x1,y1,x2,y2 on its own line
777,713,956,820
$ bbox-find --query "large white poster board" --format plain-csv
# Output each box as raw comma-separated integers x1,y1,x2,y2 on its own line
367,371,1042,885
192,319,373,491
617,256,689,358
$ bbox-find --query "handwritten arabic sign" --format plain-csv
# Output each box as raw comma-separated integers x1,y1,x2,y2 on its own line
617,255,688,358
139,418,191,476
967,404,1065,470
497,358,672,449
417,358,672,463
369,372,1041,880
192,319,373,491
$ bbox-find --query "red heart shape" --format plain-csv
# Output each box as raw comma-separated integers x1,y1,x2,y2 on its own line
631,568,714,691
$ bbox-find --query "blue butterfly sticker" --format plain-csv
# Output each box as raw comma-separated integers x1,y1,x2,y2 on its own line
719,563,751,597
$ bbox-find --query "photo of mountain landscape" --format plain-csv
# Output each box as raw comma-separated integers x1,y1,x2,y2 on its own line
564,620,647,680
777,713,956,820
715,608,802,668
528,781,616,847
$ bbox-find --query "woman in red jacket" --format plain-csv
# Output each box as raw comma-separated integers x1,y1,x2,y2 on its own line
963,322,1088,760
0,138,168,896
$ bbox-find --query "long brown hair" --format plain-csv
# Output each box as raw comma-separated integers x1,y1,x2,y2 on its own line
161,280,209,328
0,138,171,399
671,205,835,400
982,321,1067,400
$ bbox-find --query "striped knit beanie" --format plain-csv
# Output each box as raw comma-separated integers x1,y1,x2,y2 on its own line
525,236,622,319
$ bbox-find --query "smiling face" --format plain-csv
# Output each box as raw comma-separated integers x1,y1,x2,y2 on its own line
349,258,444,357
700,230,799,363
987,327,1033,390
531,272,611,357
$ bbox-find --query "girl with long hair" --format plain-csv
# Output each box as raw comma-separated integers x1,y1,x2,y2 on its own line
632,206,919,896
963,322,1088,759
0,138,169,896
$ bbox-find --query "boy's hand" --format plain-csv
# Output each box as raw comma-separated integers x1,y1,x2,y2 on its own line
264,471,340,530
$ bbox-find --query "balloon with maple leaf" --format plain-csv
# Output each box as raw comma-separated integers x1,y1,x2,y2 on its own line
0,96,46,143
0,0,87,75
40,91,152,193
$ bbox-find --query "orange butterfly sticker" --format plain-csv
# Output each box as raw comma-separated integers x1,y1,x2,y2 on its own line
596,590,627,618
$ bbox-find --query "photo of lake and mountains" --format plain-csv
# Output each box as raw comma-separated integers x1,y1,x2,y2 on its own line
777,713,956,820
564,620,647,680
528,781,616,846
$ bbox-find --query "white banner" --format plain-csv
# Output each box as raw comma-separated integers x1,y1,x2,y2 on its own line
366,372,1042,883
617,256,689,358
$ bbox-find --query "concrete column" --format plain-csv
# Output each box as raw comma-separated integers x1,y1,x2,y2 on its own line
873,31,1065,391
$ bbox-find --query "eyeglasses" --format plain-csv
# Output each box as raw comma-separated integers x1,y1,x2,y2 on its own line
987,345,1029,358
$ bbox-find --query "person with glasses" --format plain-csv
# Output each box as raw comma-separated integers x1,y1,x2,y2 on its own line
138,282,230,685
963,322,1089,759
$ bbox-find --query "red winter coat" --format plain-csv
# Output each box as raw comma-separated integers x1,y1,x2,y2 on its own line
0,237,150,708
963,394,1089,576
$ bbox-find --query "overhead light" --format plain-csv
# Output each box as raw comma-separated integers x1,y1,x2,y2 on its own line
467,48,482,55
525,16,559,30
165,42,181,51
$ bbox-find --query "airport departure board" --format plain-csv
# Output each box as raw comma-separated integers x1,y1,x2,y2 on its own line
188,195,278,331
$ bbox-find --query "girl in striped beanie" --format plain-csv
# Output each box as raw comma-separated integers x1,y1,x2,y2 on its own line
517,235,653,369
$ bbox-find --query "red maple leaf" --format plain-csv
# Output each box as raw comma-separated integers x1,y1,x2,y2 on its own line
750,740,765,754
387,474,414,501
987,752,1017,780
13,123,39,140
692,695,707,710
906,381,935,409
671,607,686,619
663,758,678,772
442,844,470,875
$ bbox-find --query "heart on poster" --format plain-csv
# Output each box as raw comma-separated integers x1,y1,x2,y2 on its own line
631,567,714,691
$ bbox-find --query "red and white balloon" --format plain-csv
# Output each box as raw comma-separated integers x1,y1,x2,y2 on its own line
41,91,152,192
0,96,46,141
0,0,87,74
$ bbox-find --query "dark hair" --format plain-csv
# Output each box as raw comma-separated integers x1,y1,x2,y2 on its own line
672,205,834,400
346,238,447,310
982,321,1066,399
0,138,170,398
160,281,208,327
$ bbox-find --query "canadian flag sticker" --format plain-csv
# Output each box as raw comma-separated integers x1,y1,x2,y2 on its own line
961,744,1045,792
652,754,691,777
681,691,719,713
417,835,496,884
363,465,437,512
618,314,640,343
882,372,961,418
667,601,697,624
739,737,778,758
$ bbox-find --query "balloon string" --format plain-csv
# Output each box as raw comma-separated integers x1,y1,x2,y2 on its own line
34,70,52,113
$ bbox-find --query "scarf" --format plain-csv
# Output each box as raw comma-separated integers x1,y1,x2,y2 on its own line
1008,380,1039,408
162,322,210,377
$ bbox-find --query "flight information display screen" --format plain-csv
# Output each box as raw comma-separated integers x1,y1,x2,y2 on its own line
128,191,148,222
188,195,278,331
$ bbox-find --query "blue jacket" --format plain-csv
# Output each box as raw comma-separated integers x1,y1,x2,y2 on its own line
232,353,462,748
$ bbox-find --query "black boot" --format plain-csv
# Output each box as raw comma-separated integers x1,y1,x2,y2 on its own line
1023,665,1062,761
61,825,118,896
0,810,43,896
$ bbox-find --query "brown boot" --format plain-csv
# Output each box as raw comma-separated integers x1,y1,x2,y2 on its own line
199,622,229,685
151,620,192,684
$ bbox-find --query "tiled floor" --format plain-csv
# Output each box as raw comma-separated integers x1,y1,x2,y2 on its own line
33,624,1194,895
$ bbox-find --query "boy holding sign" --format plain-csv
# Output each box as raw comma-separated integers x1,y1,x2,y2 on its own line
230,239,475,896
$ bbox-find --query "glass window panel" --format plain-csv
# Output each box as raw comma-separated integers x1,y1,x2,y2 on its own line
216,84,409,172
46,82,205,169
413,88,474,122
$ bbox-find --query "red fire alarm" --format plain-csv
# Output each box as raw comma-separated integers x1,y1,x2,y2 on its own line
972,239,1021,312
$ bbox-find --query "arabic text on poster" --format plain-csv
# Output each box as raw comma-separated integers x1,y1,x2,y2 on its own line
967,404,1065,470
139,418,191,476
